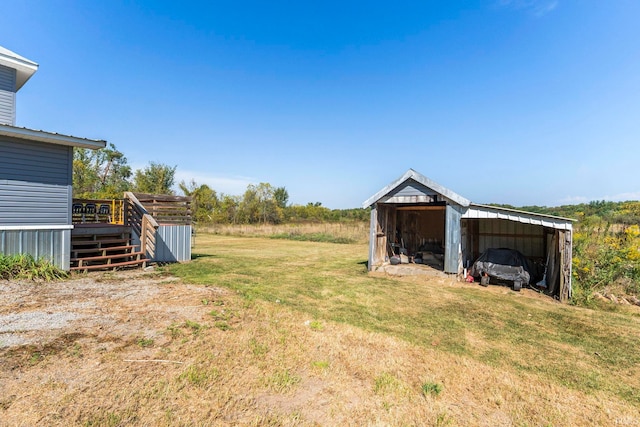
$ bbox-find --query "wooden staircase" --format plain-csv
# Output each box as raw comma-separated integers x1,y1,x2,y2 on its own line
71,224,147,272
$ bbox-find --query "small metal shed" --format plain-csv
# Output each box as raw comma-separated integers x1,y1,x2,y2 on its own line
362,169,574,301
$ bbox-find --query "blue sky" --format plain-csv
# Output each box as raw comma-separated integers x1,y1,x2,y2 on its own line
2,0,639,208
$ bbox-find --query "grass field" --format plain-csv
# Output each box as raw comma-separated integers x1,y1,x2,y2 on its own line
196,222,370,244
2,233,639,426
166,233,640,425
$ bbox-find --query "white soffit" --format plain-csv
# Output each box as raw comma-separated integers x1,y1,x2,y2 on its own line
0,45,38,90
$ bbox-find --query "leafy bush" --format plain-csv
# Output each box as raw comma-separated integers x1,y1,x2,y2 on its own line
0,254,68,281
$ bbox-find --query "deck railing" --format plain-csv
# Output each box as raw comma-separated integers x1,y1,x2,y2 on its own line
73,193,190,260
130,193,192,225
124,192,159,260
72,199,124,225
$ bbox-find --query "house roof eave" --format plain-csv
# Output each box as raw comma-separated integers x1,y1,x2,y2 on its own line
0,124,106,149
0,46,39,90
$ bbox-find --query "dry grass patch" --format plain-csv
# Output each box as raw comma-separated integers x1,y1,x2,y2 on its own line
197,221,369,244
1,235,640,425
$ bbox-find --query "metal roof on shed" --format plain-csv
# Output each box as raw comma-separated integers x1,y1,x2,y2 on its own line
464,204,574,230
363,169,575,230
362,169,471,208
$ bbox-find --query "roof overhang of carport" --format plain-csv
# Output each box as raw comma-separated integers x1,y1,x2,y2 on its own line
463,203,574,230
363,169,575,229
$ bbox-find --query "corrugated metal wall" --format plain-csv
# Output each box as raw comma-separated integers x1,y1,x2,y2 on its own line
149,225,192,262
0,137,72,225
368,206,377,270
0,228,71,270
0,64,16,125
477,219,545,257
154,225,192,262
444,205,462,274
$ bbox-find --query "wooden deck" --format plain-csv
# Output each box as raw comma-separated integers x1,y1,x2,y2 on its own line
71,224,146,272
70,193,191,271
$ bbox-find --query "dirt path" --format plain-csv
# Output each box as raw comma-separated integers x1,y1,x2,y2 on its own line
1,271,214,352
0,270,228,425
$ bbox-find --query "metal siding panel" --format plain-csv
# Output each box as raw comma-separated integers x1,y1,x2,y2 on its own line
380,179,438,204
0,228,69,270
476,219,545,258
444,205,462,274
393,180,436,198
152,225,192,262
463,205,572,230
368,206,376,271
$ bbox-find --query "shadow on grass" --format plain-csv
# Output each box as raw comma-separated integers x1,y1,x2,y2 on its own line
191,253,215,260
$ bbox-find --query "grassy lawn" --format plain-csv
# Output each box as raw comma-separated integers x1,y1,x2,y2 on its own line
169,233,640,420
5,232,639,425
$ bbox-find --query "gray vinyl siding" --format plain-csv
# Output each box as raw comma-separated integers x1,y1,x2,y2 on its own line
0,137,71,185
0,228,70,270
0,137,73,226
0,64,16,125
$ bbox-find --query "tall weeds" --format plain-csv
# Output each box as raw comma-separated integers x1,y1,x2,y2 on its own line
0,253,68,281
572,220,640,302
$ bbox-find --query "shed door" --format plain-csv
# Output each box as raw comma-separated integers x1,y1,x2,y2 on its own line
444,205,462,274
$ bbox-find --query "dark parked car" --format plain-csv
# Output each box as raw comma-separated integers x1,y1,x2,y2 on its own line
470,248,533,291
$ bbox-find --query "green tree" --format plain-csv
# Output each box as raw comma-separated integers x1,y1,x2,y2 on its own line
238,185,260,224
73,143,131,198
256,182,282,224
133,162,176,195
236,183,283,224
274,187,289,209
219,194,241,224
179,180,218,224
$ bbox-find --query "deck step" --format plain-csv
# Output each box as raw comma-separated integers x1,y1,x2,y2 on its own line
71,245,140,256
71,238,130,247
70,223,147,272
71,251,145,264
70,258,147,272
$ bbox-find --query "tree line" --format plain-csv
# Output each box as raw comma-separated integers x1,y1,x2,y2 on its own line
73,144,369,224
